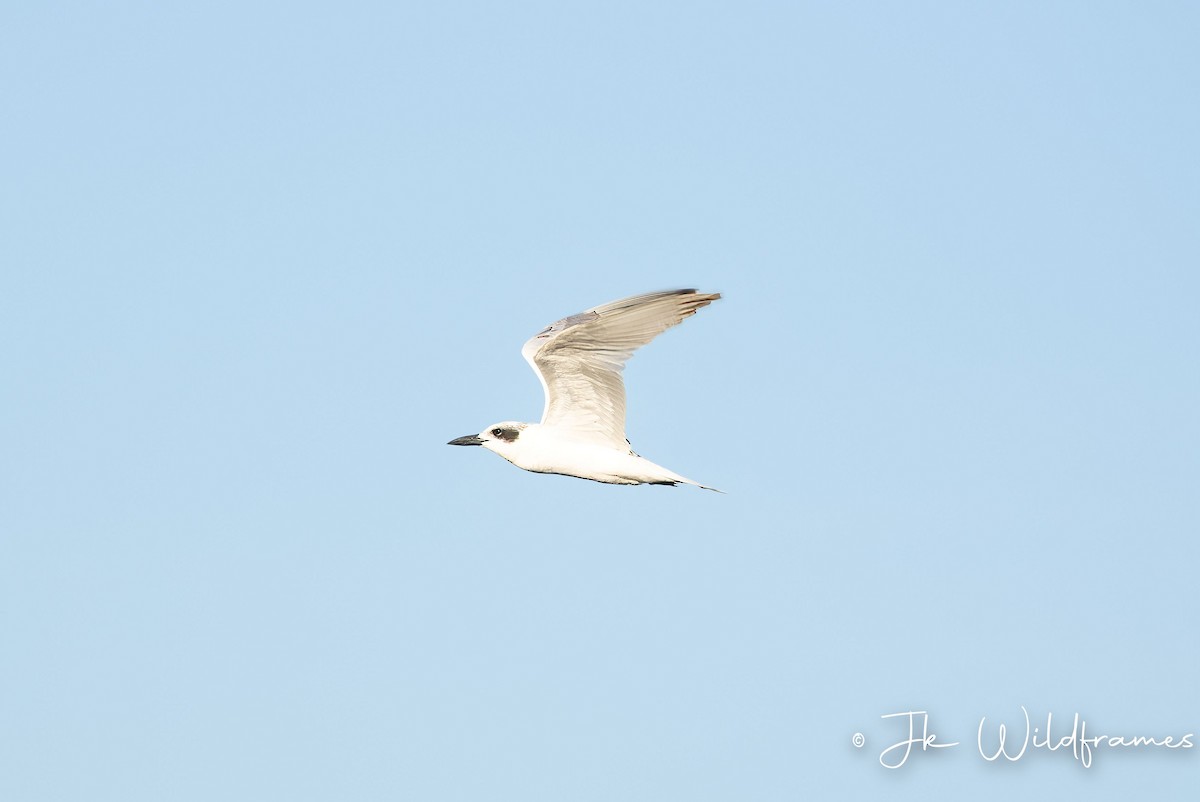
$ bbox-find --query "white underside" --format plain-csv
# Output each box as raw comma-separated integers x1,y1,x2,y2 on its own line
488,424,707,487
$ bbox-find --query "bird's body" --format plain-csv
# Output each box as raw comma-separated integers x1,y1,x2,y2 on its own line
448,289,721,490
470,422,697,486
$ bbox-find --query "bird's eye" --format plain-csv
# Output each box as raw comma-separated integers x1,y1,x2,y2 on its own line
491,428,503,437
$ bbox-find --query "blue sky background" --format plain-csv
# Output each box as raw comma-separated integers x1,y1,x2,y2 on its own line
3,1,1198,799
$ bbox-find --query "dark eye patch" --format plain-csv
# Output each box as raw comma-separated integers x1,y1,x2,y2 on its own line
492,427,519,442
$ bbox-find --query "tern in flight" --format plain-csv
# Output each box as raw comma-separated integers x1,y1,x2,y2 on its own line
448,289,722,490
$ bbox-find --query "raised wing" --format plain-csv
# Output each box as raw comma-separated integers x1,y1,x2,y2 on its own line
520,289,721,448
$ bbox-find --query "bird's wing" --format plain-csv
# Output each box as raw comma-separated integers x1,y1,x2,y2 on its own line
520,289,721,449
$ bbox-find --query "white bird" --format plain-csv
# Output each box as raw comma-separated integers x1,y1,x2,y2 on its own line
448,288,722,490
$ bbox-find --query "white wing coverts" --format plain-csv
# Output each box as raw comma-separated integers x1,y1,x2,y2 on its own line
520,289,721,449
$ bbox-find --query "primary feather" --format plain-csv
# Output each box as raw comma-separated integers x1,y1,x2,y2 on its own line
521,289,721,450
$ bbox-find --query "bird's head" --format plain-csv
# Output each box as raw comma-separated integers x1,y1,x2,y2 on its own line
447,422,528,456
